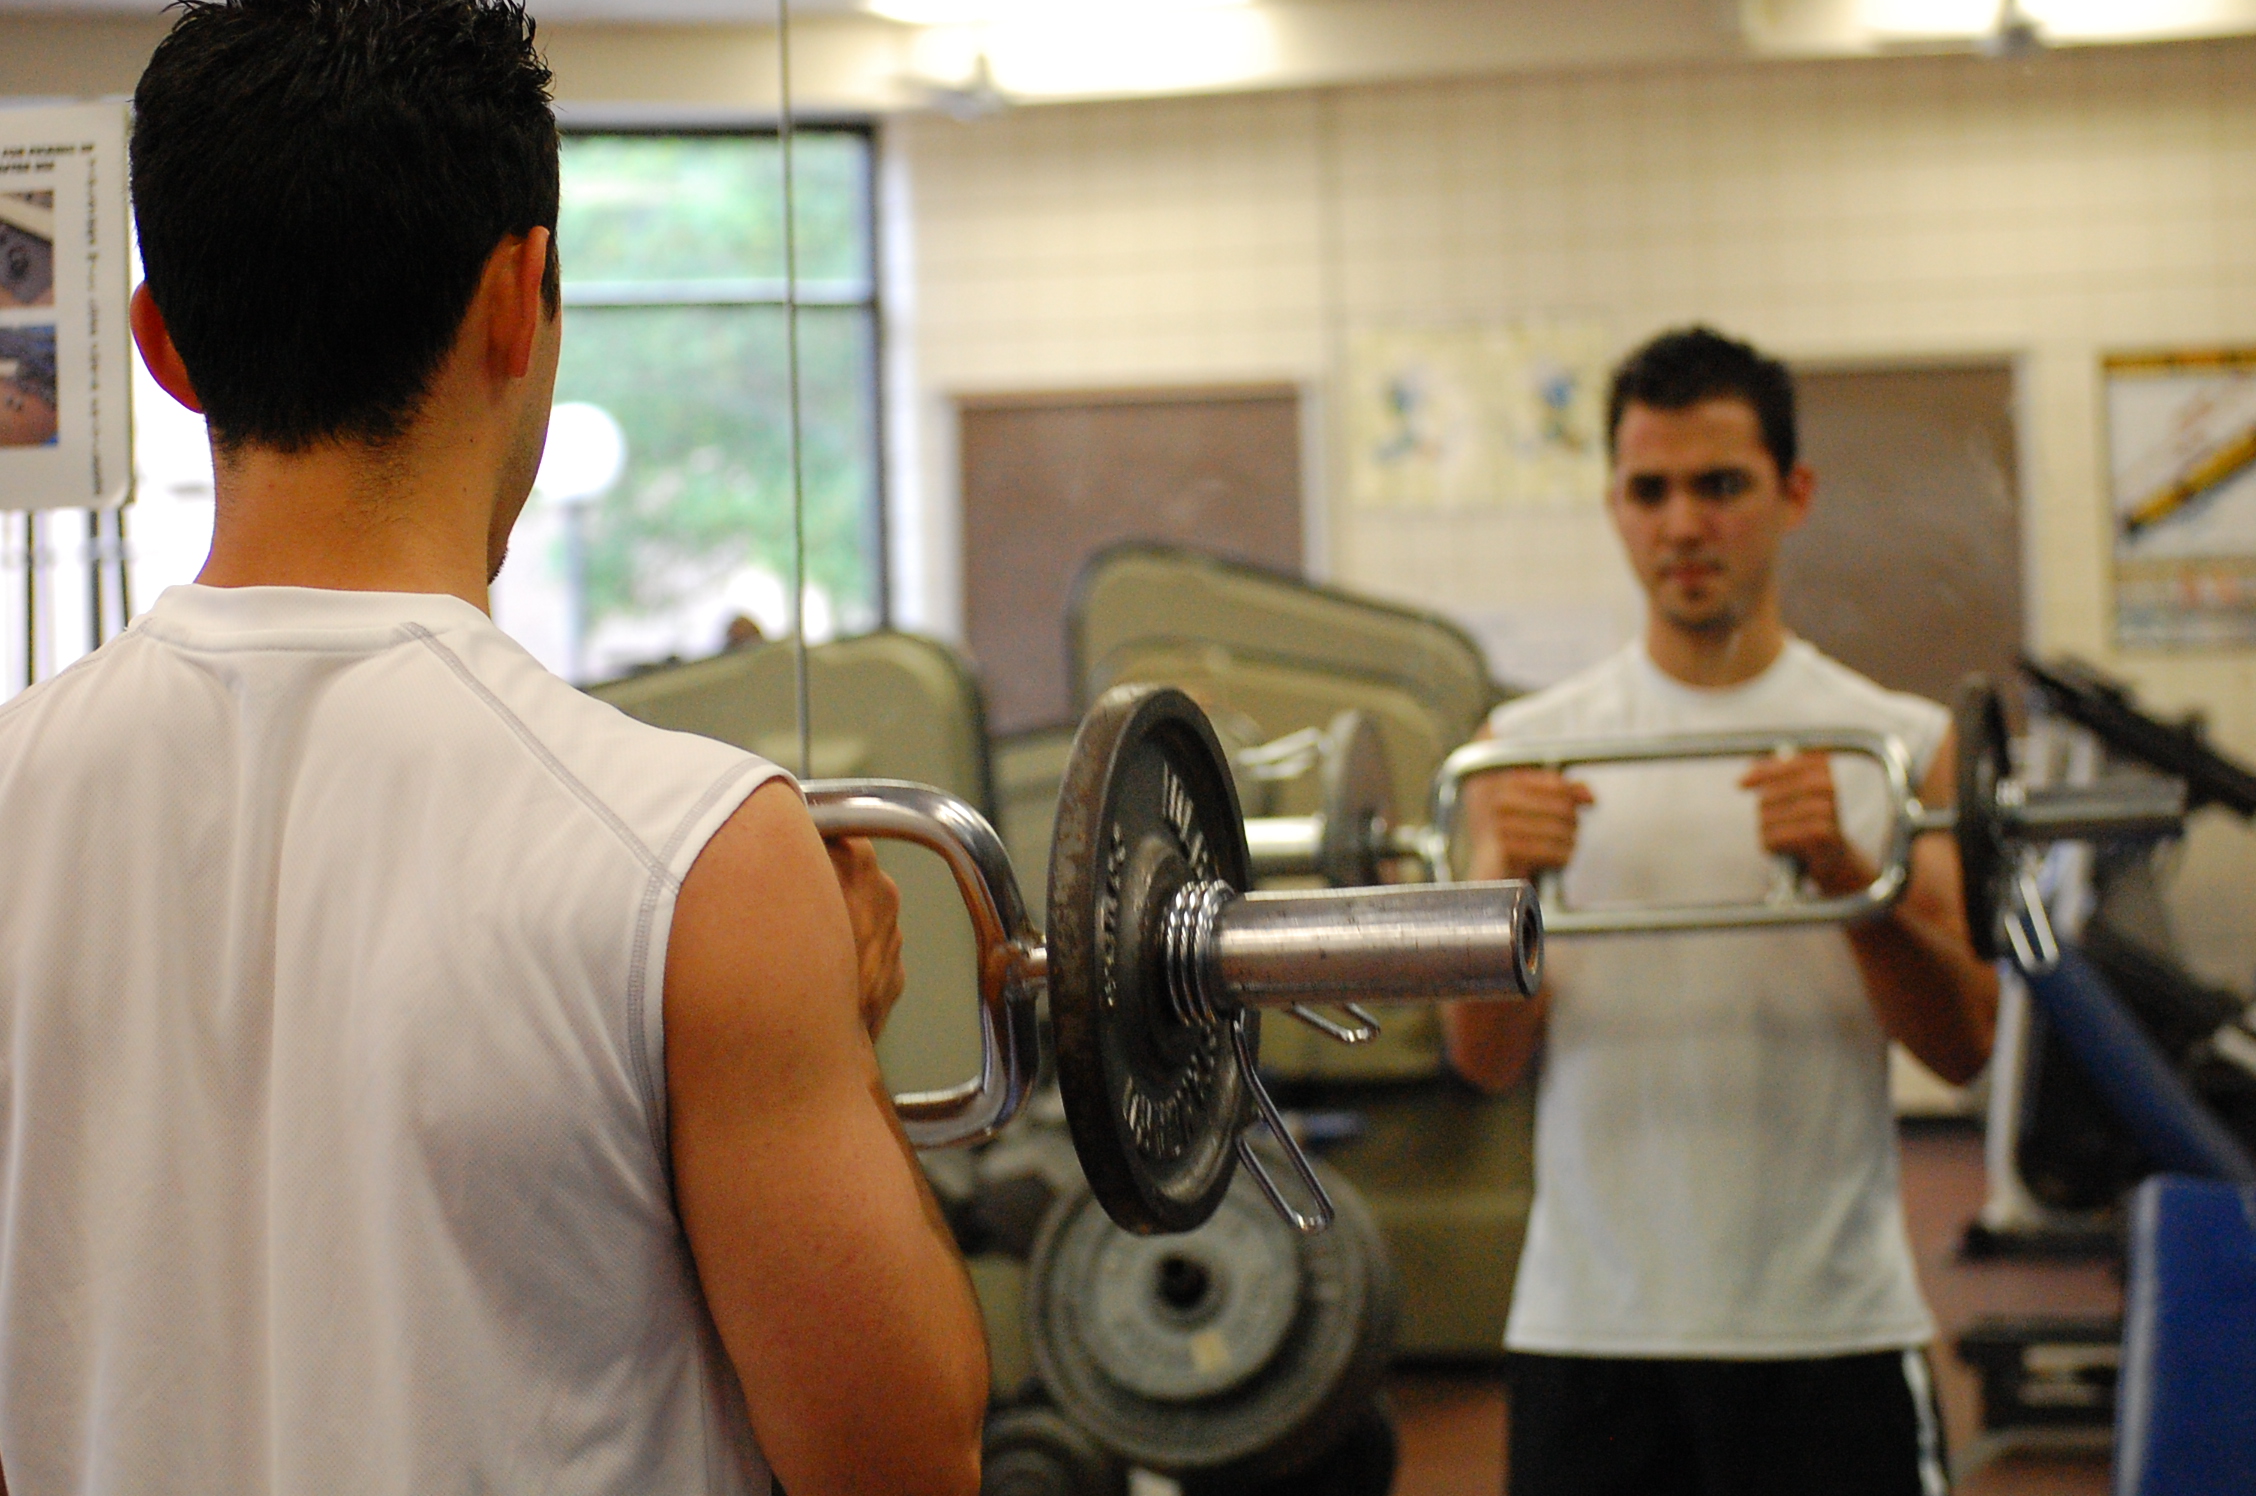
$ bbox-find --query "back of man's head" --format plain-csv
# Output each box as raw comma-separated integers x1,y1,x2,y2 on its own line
132,0,558,456
1606,326,1798,477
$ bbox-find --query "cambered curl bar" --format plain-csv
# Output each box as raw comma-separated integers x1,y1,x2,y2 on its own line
1241,679,2187,968
804,683,1545,1240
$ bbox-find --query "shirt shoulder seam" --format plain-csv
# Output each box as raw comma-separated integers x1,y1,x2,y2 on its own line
404,623,676,888
624,756,778,1173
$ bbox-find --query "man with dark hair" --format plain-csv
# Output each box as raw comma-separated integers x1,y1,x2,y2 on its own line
1446,326,1998,1494
0,3,986,1492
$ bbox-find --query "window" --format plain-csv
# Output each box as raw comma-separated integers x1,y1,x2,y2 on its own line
6,128,883,701
494,129,885,682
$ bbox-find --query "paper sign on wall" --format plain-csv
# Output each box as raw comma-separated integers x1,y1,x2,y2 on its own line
2109,349,2256,649
0,102,133,512
1344,319,1610,510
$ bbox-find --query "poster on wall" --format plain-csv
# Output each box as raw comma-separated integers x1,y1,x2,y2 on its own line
1344,319,1610,509
2110,349,2256,649
0,102,133,512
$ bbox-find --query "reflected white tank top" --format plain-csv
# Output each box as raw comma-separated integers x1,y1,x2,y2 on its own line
0,586,783,1493
1494,640,1947,1357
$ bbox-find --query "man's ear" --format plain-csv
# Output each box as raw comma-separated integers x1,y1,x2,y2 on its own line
1779,460,1815,533
130,284,202,414
486,226,552,382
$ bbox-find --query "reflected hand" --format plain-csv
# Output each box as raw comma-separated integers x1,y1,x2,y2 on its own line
827,836,907,1040
1465,769,1595,882
1738,751,1871,896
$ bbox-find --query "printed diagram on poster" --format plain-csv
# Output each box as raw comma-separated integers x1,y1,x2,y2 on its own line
2109,350,2256,649
1345,320,1610,509
0,102,133,510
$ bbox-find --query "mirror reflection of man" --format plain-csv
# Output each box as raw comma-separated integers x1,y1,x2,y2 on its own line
0,3,984,1492
1446,327,1999,1496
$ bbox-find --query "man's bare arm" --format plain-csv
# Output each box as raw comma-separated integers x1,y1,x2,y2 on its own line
667,780,988,1496
1443,985,1551,1096
1744,732,2000,1084
1443,748,1587,1094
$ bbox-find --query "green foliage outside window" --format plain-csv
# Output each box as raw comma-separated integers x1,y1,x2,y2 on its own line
552,132,881,653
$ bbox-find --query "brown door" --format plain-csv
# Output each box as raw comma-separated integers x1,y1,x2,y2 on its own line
959,385,1302,734
1782,363,2024,708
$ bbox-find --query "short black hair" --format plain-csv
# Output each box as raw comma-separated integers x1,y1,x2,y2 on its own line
132,0,559,453
1606,326,1798,477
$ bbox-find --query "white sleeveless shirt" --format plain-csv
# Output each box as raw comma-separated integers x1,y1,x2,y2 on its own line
1494,639,1946,1358
0,586,783,1493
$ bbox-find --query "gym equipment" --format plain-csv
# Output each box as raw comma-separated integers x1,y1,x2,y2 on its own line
2115,1175,2256,1496
1070,543,1502,741
2010,923,2253,1212
1025,1144,1396,1485
2020,654,2256,817
1240,711,1427,890
981,1404,1128,1496
2018,950,2256,1185
1067,551,1536,1358
1952,1317,2119,1473
1971,659,2256,1240
1427,677,2185,955
806,681,1544,1236
1242,677,2184,958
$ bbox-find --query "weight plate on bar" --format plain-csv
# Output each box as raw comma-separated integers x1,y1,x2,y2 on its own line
1026,1145,1397,1480
1316,711,1395,889
1050,684,1256,1235
1956,675,2011,961
1062,1179,1305,1404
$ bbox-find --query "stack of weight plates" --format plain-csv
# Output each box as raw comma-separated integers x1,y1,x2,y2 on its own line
1021,1142,1400,1494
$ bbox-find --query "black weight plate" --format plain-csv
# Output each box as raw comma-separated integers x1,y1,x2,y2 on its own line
1050,684,1256,1235
1316,711,1396,889
1026,1145,1399,1481
1955,675,2011,961
1181,1395,1400,1496
983,1405,1128,1496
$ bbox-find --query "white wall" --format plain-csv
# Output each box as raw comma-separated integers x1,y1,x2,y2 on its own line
890,36,2256,987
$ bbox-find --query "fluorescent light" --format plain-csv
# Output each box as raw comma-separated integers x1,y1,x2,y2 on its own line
1857,0,1992,37
1859,0,2255,40
2029,0,2250,39
868,0,1251,24
901,1,1278,100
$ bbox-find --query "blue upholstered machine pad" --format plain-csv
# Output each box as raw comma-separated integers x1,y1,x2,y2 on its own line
2115,1175,2256,1496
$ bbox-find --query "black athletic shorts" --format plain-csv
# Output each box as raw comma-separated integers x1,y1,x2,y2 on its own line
1503,1348,1950,1496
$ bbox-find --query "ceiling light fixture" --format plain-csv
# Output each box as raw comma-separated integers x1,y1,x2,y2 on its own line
867,0,1252,25
1981,0,2044,57
1856,0,2252,42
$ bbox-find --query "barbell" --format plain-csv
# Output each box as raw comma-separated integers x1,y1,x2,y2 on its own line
1243,678,2186,965
804,683,1545,1239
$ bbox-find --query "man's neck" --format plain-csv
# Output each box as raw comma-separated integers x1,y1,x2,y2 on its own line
196,428,499,613
1642,603,1789,689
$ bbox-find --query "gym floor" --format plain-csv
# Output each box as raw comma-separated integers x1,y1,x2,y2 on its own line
1382,1123,2118,1495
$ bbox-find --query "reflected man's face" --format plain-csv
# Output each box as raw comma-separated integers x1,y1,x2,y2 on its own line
1608,396,1810,637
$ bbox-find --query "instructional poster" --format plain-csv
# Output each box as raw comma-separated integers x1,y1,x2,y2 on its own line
0,102,132,511
2109,348,2256,649
1344,319,1610,510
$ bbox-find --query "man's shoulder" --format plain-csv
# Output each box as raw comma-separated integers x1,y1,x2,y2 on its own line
1486,648,1639,740
411,620,784,866
1784,643,1951,740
